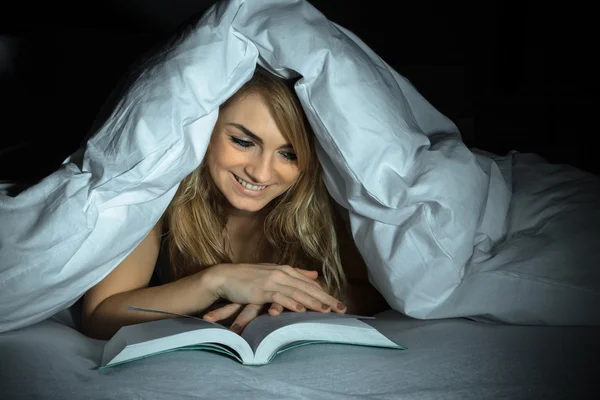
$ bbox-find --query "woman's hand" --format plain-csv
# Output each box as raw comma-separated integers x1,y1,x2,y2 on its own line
203,265,345,332
263,268,326,316
201,299,291,333
207,263,345,313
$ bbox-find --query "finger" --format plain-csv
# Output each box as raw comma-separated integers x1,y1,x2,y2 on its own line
295,269,318,278
257,264,323,292
203,303,243,322
278,266,322,289
259,263,318,285
230,304,266,334
294,270,325,290
267,271,346,313
262,292,307,314
300,270,324,290
268,303,285,316
267,288,332,314
294,270,324,290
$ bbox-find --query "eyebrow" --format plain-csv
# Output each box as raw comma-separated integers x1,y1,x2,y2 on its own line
227,123,294,150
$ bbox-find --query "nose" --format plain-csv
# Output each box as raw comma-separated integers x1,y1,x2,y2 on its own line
244,154,273,184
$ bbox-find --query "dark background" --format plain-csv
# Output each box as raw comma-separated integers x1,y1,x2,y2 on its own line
1,0,597,182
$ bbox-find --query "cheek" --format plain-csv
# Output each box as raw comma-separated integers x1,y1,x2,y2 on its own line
279,166,301,187
209,139,238,168
206,141,231,181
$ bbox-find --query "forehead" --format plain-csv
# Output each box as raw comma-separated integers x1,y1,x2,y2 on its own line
220,93,288,143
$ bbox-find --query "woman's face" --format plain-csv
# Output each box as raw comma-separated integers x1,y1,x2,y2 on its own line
206,93,301,216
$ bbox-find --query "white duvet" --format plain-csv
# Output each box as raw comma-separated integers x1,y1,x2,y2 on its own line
1,0,598,333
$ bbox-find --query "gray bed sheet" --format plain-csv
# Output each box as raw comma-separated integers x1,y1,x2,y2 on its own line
1,306,597,400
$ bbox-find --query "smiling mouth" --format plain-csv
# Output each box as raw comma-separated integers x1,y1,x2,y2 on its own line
232,173,268,191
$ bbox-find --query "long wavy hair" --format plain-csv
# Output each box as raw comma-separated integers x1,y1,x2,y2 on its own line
162,66,346,298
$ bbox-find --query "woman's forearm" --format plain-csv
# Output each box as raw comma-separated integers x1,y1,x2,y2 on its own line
82,269,218,340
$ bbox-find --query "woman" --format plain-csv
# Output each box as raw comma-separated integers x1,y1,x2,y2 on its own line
81,67,388,340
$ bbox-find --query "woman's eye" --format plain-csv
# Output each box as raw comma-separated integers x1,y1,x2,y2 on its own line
230,137,254,148
281,151,297,161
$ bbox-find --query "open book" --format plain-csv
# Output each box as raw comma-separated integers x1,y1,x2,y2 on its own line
100,306,405,368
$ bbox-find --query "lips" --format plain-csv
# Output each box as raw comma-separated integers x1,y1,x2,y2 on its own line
234,174,267,191
230,172,270,197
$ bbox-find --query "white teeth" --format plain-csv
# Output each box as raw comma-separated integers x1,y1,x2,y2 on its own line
235,175,266,191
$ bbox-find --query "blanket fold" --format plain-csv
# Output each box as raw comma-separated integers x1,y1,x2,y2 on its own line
1,0,598,333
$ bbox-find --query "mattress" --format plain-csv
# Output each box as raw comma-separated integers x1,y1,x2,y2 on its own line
1,305,596,399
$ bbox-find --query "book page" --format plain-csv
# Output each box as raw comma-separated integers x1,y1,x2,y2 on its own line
241,311,371,353
101,306,254,367
252,318,402,365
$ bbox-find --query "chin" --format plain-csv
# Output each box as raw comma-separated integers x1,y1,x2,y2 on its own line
227,197,269,214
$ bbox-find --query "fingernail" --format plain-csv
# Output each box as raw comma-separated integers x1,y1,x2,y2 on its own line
231,323,242,334
321,304,330,311
337,302,346,310
296,304,304,311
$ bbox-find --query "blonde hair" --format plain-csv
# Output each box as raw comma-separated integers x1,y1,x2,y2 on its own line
163,66,346,298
